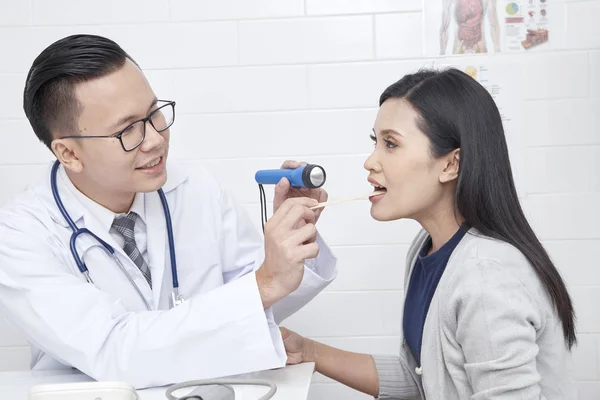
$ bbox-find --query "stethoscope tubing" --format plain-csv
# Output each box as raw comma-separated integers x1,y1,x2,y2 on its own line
50,160,180,310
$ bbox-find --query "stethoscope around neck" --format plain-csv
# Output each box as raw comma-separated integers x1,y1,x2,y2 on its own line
50,160,184,310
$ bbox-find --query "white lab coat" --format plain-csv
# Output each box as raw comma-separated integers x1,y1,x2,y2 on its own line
0,161,337,389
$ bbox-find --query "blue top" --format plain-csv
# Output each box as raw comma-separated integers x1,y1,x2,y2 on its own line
403,223,469,365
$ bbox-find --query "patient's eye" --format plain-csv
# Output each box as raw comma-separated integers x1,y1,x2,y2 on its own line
384,139,397,149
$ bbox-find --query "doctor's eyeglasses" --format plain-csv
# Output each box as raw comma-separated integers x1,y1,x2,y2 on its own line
60,100,176,152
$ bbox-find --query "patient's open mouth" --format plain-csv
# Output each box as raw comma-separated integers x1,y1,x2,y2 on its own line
370,184,386,201
367,177,386,202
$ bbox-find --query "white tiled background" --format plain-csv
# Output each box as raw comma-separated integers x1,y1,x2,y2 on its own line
0,0,599,398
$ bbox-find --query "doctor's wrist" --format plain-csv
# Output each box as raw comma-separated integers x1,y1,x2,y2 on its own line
255,268,284,309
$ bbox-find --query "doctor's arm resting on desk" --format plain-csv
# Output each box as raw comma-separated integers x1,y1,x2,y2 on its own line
281,69,578,399
0,34,336,389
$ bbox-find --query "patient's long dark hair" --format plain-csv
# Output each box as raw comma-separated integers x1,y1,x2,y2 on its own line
380,68,576,349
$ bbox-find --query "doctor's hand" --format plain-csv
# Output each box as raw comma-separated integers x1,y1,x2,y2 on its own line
256,197,319,309
273,160,328,224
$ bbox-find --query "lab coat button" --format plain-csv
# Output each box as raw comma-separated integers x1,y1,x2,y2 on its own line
415,366,423,375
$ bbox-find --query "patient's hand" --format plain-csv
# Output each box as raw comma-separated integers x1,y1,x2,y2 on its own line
280,326,306,365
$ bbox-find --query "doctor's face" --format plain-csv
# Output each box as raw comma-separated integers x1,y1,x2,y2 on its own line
58,59,170,204
363,98,449,222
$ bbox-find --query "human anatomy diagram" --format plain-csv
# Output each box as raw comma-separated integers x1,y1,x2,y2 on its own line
440,0,500,54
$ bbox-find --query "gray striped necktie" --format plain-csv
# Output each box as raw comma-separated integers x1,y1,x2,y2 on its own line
111,212,152,287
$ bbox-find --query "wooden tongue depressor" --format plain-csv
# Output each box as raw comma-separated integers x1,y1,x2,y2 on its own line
309,190,386,210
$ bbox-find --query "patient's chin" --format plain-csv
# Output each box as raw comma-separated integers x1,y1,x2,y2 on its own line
369,206,400,222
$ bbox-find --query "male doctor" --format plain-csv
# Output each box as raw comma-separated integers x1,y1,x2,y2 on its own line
0,34,337,389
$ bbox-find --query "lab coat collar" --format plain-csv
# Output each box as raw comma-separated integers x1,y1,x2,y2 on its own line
58,167,146,232
43,160,188,229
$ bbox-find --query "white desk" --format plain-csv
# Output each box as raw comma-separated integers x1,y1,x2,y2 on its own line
0,363,316,400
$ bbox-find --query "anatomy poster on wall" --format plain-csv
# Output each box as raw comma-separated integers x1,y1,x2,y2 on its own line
423,0,552,55
437,60,526,197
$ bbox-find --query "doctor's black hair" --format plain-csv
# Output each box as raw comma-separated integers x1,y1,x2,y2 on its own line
23,34,138,150
379,68,577,349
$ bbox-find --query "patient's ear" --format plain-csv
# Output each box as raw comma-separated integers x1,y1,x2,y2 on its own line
439,149,459,183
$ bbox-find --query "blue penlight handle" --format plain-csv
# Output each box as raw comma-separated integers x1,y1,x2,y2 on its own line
255,164,326,189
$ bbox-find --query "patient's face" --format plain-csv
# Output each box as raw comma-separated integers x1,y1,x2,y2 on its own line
363,98,448,222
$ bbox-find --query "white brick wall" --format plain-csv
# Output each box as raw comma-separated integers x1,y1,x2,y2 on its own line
0,0,598,398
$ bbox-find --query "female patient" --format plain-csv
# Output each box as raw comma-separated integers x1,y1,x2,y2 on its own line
281,68,577,399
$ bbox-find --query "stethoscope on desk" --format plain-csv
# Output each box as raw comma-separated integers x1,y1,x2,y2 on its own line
50,160,184,310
